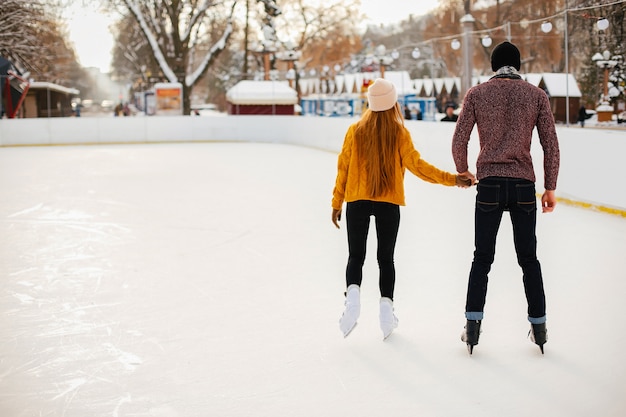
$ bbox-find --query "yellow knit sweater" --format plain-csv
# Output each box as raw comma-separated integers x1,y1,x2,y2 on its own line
332,124,457,210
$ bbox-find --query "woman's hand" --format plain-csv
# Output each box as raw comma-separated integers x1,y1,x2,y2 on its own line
456,171,476,187
332,208,342,229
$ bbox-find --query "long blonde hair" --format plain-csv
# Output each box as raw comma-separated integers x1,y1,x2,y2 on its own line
354,102,404,198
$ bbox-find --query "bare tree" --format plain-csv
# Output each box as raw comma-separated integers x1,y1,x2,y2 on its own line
249,0,363,85
109,0,239,114
571,0,625,106
111,14,159,87
0,0,81,79
274,0,363,52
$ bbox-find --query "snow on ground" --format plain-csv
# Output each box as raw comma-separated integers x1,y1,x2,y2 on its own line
1,132,625,416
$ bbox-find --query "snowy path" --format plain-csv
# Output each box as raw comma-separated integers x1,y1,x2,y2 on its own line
1,142,625,416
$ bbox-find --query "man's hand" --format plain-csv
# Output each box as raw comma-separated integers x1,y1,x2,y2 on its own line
455,175,472,188
541,190,557,213
332,208,342,229
457,171,477,187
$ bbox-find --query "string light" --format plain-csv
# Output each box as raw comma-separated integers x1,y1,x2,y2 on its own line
597,17,610,30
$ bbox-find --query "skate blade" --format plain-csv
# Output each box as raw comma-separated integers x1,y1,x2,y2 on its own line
381,320,398,341
528,330,547,354
342,322,357,338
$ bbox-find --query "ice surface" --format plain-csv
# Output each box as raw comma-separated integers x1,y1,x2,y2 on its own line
1,139,625,416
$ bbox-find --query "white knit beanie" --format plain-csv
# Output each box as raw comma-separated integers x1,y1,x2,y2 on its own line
367,78,398,112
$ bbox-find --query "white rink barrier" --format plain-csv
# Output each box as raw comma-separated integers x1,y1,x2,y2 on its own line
0,116,353,152
1,115,625,216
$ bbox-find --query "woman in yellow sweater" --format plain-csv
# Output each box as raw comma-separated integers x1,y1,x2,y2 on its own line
332,78,470,339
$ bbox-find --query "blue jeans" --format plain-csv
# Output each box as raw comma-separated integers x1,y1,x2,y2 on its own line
345,200,400,300
465,177,546,324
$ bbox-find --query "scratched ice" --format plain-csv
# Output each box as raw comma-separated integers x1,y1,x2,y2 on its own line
0,138,625,417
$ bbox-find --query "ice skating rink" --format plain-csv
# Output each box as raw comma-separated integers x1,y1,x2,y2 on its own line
1,141,625,417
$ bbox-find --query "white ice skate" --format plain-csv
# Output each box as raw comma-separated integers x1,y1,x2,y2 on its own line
379,297,398,340
339,284,360,337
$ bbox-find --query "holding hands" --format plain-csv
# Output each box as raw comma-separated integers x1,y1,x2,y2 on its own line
456,171,476,188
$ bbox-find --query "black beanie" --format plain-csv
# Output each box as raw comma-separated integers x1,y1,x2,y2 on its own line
491,41,521,71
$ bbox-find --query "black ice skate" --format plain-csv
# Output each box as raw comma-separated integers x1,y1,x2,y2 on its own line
529,322,547,354
461,320,481,355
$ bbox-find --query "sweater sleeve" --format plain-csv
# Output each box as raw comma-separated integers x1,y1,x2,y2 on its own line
331,126,354,210
451,90,476,174
536,92,560,190
400,131,457,186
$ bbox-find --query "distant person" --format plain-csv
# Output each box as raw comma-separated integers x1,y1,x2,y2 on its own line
332,78,471,340
415,106,423,120
404,105,412,120
578,104,588,127
441,104,458,122
451,41,560,354
114,102,123,117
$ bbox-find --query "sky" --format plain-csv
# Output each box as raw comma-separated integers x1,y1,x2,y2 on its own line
66,4,115,72
1,119,625,416
66,0,441,72
360,0,440,25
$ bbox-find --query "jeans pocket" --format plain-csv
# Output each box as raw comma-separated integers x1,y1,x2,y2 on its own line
516,183,537,213
476,183,499,212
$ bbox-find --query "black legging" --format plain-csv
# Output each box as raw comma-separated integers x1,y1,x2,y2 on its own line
345,200,400,299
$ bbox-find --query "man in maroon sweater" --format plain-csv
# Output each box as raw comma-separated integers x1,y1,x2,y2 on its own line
451,41,560,354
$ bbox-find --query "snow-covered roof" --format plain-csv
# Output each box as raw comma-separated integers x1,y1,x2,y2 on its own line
298,72,582,100
341,74,356,94
383,71,419,95
334,76,345,94
413,79,423,94
299,78,320,96
29,81,79,95
419,79,434,96
442,77,459,94
407,73,581,98
472,75,492,86
524,73,543,87
226,81,297,105
538,73,582,97
433,78,445,94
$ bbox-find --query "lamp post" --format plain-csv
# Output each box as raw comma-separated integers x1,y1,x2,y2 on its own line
460,13,475,101
412,46,444,82
410,46,441,121
591,17,613,123
250,40,277,81
373,45,395,79
276,41,301,88
592,50,618,122
539,14,570,125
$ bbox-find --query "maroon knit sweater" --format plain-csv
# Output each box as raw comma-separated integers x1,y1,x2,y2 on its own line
451,78,560,190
